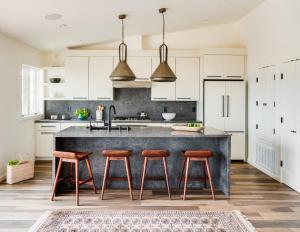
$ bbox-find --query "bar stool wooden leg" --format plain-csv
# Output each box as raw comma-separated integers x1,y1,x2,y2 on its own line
86,158,97,194
70,162,73,182
162,157,171,200
178,157,186,189
183,157,190,200
101,157,110,200
105,159,111,189
205,158,215,200
75,160,79,206
139,157,148,200
124,157,133,200
202,162,207,188
51,158,63,201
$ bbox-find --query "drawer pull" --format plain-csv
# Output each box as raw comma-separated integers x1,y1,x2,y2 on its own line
153,97,168,100
206,75,222,78
176,97,192,100
41,132,57,135
97,97,112,100
41,126,56,128
227,75,242,78
73,97,88,100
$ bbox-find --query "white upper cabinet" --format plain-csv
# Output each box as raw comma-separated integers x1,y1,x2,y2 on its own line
89,57,114,100
114,56,152,80
203,55,224,78
151,57,176,101
175,57,200,101
203,55,245,79
65,57,89,100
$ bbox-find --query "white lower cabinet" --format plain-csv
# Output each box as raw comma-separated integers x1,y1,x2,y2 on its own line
35,131,57,158
230,132,245,160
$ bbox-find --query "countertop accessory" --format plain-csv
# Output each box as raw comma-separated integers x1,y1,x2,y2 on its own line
96,105,104,121
49,78,61,83
162,113,176,121
50,114,58,120
110,15,136,81
150,8,176,82
74,108,89,120
61,114,70,120
137,111,149,120
172,123,203,132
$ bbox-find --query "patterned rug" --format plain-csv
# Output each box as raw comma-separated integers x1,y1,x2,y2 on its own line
29,210,256,232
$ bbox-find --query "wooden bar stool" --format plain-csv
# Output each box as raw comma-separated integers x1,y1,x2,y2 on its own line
100,150,133,200
178,150,215,200
140,150,171,200
51,151,97,206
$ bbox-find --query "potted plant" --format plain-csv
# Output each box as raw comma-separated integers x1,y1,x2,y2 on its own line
7,159,35,184
74,108,89,120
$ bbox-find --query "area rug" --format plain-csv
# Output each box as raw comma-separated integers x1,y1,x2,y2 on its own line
29,210,256,232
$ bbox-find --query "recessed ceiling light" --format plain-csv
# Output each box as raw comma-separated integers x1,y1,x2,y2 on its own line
45,14,62,20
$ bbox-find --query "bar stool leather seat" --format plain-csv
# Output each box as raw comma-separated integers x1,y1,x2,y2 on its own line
183,150,213,158
53,151,91,160
141,150,169,157
102,150,131,157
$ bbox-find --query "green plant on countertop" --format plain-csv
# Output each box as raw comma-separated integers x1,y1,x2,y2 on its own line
187,122,202,128
74,108,89,120
7,160,20,166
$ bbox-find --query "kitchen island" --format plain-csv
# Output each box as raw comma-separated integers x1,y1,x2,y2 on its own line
53,126,231,196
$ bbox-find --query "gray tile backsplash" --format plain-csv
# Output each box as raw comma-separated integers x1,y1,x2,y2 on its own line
44,89,196,121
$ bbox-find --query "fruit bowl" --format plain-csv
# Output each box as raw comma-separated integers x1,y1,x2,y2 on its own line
162,113,176,121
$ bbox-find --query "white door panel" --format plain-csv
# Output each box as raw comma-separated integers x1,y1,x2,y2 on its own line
65,57,89,100
224,81,245,131
204,81,225,130
89,57,114,100
282,61,300,192
230,132,245,160
151,57,176,101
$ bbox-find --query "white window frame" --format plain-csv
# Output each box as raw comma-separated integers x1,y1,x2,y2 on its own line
21,65,43,118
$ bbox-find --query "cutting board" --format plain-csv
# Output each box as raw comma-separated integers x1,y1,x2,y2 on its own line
171,125,203,132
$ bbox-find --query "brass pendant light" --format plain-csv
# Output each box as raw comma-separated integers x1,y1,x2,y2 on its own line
150,8,176,82
110,15,136,81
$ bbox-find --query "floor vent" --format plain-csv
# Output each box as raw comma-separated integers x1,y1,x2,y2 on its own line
255,141,279,177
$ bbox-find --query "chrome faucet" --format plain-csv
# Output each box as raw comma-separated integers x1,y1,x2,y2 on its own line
107,105,116,131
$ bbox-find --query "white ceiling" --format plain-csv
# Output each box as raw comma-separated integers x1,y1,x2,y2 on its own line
0,0,264,51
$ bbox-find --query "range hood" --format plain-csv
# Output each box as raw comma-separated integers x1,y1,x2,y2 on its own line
113,79,151,88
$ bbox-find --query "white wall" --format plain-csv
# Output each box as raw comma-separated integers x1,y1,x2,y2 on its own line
237,0,300,163
0,33,44,179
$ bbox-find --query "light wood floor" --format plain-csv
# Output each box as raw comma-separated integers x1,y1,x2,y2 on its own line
0,161,300,232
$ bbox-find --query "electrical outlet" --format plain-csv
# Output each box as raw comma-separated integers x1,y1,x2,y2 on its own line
67,106,71,112
192,107,196,112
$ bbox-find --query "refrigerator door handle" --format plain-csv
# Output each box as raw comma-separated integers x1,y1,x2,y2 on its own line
227,95,230,117
222,95,225,117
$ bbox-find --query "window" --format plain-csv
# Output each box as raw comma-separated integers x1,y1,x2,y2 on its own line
21,65,43,117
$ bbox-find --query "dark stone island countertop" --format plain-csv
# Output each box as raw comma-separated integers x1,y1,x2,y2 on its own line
54,126,230,138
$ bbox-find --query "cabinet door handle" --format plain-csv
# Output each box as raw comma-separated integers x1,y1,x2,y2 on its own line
153,97,168,100
227,95,230,117
176,97,192,100
222,95,225,117
97,97,112,100
41,132,56,135
73,97,87,100
206,75,222,78
41,125,56,128
290,130,297,133
227,75,242,78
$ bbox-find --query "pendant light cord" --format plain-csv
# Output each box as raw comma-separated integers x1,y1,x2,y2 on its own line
162,12,165,44
121,18,124,44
